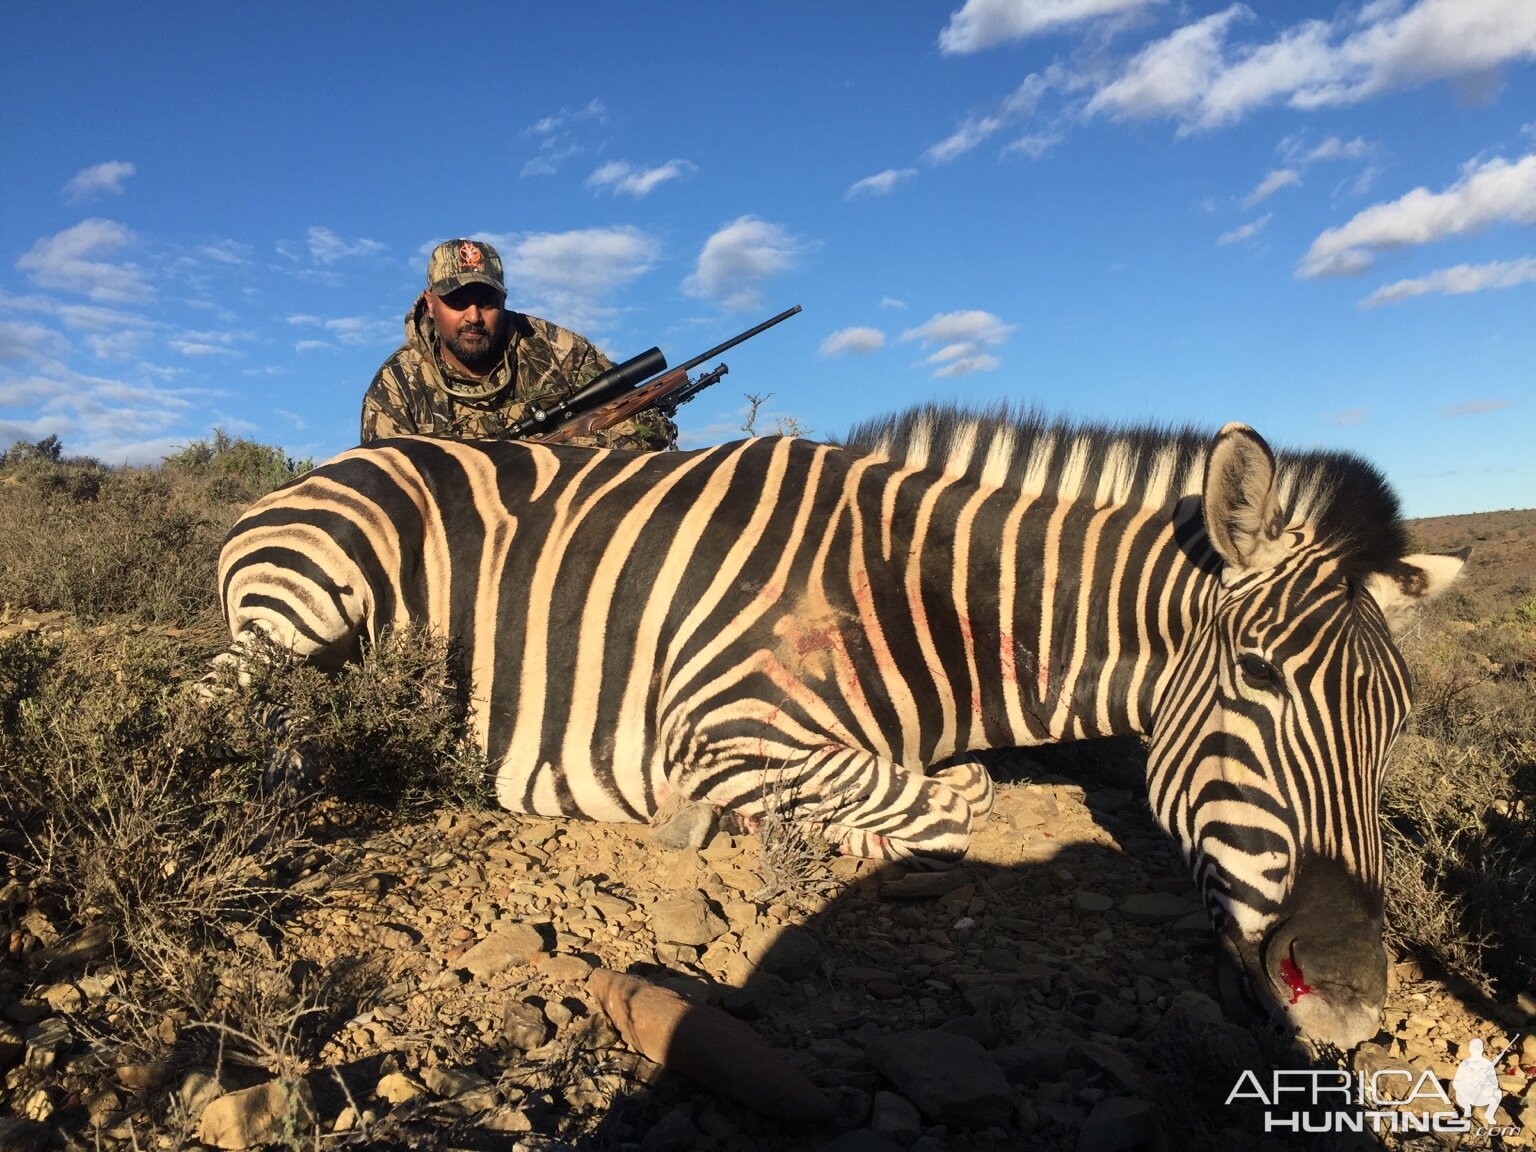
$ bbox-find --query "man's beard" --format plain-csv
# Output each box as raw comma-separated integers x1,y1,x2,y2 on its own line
445,325,500,373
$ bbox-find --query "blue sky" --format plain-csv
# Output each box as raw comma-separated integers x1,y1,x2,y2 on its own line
2,1,1533,518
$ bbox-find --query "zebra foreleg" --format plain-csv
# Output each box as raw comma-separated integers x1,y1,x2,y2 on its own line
747,748,977,869
928,756,996,821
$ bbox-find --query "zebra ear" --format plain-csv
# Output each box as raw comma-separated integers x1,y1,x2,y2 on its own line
1203,423,1289,574
1364,551,1468,635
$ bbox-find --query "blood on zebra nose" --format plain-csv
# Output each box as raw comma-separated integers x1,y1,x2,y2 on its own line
1254,856,1388,1048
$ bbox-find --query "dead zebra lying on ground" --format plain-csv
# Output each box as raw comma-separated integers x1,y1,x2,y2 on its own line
215,404,1463,1048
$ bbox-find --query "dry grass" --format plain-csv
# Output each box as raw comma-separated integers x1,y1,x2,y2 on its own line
1381,599,1536,996
0,431,308,626
749,771,838,910
0,434,493,1147
2,621,489,967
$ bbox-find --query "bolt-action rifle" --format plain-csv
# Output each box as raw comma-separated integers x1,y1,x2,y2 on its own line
504,305,802,445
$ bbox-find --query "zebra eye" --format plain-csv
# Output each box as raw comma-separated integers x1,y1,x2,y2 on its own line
1238,652,1279,688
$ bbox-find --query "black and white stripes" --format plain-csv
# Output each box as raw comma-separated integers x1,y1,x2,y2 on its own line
218,406,1463,1045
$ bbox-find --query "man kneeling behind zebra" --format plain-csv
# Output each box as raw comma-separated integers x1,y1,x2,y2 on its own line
215,405,1463,1048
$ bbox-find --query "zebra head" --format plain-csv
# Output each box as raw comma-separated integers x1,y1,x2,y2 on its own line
1148,423,1464,1048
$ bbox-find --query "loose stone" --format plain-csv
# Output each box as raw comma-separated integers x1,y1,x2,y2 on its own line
865,1029,1014,1128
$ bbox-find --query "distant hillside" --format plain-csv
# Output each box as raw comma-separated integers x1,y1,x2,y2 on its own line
1408,508,1536,619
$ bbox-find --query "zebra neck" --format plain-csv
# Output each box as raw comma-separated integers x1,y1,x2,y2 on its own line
971,492,1214,750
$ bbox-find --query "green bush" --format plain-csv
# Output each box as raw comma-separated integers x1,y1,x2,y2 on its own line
162,427,312,504
0,434,64,465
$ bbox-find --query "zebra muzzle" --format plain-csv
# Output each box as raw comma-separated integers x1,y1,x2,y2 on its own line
1252,894,1387,1049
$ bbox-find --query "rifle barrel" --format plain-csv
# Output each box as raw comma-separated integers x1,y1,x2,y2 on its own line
673,305,801,377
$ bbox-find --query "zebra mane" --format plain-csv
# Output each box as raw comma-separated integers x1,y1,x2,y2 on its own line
837,403,1411,575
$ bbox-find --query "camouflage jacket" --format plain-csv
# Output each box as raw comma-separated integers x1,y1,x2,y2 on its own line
359,295,674,450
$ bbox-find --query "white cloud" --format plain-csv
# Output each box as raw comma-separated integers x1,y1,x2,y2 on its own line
1309,0,1536,106
304,226,386,264
1085,6,1251,127
820,327,886,357
0,359,207,464
0,292,158,360
321,316,396,346
86,331,147,360
523,99,607,137
0,292,152,333
1288,135,1371,164
63,161,135,202
521,146,579,178
934,354,1001,377
939,0,1159,54
1440,398,1510,417
1243,169,1301,207
1299,153,1536,277
1003,132,1065,159
1088,0,1536,132
901,310,1015,347
683,217,804,312
0,376,70,408
1361,255,1536,305
0,321,67,362
194,240,250,265
16,219,153,303
926,74,1054,164
166,327,253,358
520,101,607,178
846,169,919,198
508,227,659,297
880,296,908,310
1218,213,1273,245
289,313,396,346
924,341,984,364
169,341,236,357
587,159,696,196
926,115,1010,165
502,226,661,329
900,310,1014,377
1330,406,1371,426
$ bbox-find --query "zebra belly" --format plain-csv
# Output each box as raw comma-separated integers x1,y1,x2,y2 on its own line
487,702,665,825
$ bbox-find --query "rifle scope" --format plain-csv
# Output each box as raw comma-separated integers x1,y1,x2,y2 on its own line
509,346,666,437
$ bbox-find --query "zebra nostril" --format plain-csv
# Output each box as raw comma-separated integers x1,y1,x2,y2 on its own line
1277,945,1314,1004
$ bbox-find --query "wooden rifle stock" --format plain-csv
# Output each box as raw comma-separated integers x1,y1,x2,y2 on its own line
535,365,704,445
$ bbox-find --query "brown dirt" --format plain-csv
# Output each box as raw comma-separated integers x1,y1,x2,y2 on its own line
1409,507,1536,619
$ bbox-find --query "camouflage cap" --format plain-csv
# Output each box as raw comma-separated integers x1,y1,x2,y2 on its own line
427,239,505,296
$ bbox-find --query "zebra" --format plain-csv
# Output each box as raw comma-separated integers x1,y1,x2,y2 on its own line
216,405,1464,1047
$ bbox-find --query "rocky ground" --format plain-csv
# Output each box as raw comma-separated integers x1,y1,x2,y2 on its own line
4,743,1534,1152
3,507,1535,1151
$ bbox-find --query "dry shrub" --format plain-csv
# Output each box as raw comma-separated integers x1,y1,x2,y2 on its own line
750,770,837,910
160,427,312,506
0,431,309,627
1382,605,1536,995
0,619,488,1144
221,624,490,814
1,626,305,970
2,620,487,996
